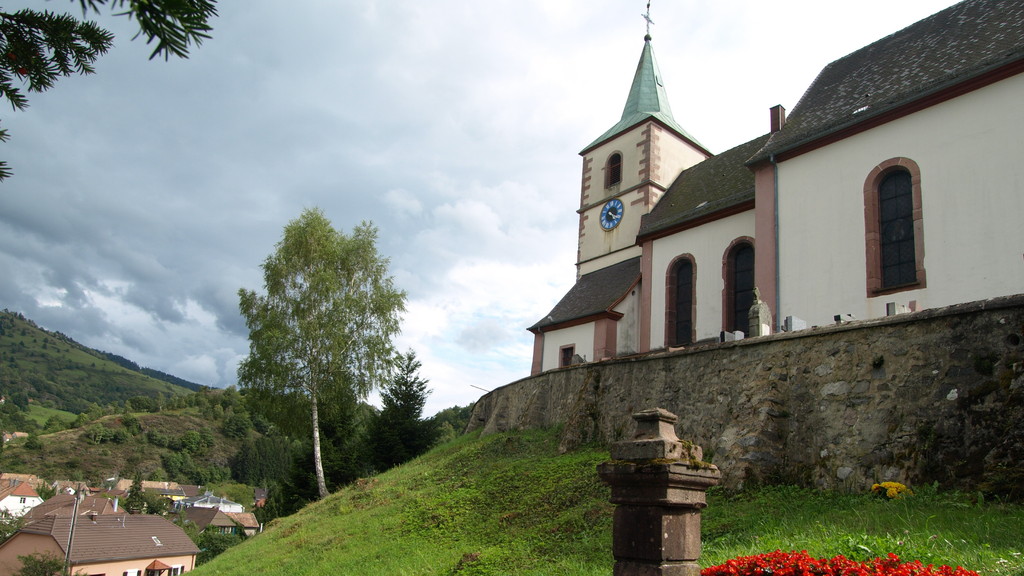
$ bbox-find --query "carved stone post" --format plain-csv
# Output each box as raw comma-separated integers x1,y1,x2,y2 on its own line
597,408,721,576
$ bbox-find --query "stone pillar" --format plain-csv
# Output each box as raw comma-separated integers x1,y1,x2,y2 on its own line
597,408,721,576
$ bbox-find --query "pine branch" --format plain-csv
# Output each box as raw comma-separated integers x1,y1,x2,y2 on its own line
0,1,217,180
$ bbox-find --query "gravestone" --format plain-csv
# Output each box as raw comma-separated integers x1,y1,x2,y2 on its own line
748,288,773,337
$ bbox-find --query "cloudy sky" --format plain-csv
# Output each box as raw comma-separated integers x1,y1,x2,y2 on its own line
0,0,957,416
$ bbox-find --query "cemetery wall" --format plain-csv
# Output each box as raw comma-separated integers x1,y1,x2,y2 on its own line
468,294,1024,493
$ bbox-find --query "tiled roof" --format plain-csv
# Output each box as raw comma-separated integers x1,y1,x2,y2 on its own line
751,0,1024,163
0,481,39,500
225,512,259,529
19,514,199,563
51,480,93,495
184,507,235,530
639,134,770,238
179,491,241,509
530,257,641,331
113,480,188,497
0,473,43,489
582,36,707,154
179,484,203,498
25,494,119,519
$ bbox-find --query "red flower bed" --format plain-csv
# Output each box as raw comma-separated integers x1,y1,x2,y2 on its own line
702,550,979,576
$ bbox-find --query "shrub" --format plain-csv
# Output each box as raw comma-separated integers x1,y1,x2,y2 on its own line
14,551,63,576
120,412,142,435
702,550,978,576
222,411,253,439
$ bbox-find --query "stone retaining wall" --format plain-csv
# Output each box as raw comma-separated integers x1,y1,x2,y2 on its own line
468,294,1024,493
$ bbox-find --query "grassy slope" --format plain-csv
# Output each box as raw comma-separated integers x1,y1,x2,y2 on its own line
24,404,75,426
0,311,194,411
2,409,241,482
192,429,1024,576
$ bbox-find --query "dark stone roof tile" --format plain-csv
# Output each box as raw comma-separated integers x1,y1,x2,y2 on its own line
640,134,770,237
752,0,1024,162
530,257,641,331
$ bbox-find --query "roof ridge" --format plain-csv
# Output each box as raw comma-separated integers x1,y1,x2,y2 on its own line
751,0,1024,162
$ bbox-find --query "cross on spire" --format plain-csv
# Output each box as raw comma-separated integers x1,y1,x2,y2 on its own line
642,1,655,37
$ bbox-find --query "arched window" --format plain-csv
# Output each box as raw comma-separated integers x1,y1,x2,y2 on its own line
605,152,622,188
665,256,695,346
724,241,755,334
864,158,926,295
879,171,916,287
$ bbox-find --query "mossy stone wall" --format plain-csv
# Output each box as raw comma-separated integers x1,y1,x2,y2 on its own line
468,294,1024,493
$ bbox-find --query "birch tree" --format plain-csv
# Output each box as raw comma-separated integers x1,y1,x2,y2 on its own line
238,208,405,499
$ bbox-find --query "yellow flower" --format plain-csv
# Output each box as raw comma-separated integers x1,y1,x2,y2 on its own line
871,481,912,499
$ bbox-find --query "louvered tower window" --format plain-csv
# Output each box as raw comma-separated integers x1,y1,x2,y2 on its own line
606,153,622,188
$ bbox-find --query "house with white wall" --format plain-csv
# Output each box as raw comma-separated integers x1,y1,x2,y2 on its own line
0,481,42,517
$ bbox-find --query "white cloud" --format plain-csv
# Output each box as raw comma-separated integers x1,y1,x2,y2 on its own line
0,0,959,416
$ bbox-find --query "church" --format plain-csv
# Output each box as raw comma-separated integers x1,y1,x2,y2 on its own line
528,0,1024,375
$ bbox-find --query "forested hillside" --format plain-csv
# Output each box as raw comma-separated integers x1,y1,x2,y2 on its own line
0,308,474,529
0,309,200,413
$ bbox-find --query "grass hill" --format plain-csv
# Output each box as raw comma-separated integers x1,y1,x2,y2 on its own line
0,309,201,413
190,428,1024,576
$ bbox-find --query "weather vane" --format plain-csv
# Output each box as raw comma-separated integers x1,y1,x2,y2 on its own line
642,0,655,36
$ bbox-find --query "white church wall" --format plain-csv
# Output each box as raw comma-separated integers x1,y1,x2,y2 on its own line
653,127,713,197
614,283,641,356
648,211,756,347
776,73,1024,327
540,323,594,372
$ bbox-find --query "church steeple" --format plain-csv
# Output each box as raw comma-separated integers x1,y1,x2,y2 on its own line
574,17,711,279
582,34,706,154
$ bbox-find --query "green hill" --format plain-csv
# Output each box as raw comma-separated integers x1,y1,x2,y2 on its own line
0,309,201,413
189,428,1024,576
1,406,246,484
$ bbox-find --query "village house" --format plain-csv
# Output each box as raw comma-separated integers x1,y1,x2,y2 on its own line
50,480,96,497
0,482,42,518
181,507,238,536
0,513,199,575
174,491,244,514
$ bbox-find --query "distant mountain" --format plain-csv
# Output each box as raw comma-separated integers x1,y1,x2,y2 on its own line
0,309,202,413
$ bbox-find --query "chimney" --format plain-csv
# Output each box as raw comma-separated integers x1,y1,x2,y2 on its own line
770,104,787,132
113,497,119,512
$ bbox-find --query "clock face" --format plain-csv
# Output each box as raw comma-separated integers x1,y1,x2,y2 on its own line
600,198,624,230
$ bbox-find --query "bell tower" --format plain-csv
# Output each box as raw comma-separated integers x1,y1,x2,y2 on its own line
575,30,711,277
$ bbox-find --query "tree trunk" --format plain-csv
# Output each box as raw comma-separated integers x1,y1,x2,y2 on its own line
310,394,329,499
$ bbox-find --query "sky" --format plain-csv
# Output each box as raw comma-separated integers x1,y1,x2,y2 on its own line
0,0,959,416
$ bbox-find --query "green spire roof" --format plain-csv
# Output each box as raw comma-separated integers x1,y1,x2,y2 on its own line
582,35,705,154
